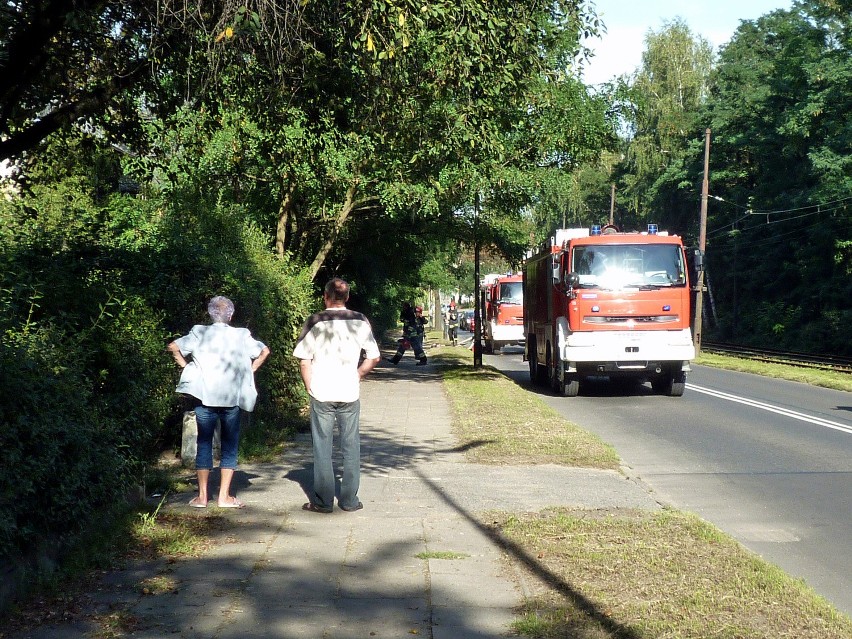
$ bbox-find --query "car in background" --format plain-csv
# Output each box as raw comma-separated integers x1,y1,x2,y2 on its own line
459,310,476,332
458,309,469,331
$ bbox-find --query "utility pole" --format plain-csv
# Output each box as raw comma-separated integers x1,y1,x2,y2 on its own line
693,128,710,356
473,193,483,368
609,183,616,225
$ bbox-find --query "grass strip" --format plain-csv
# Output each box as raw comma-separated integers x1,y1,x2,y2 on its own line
697,352,852,392
495,508,852,639
433,348,620,469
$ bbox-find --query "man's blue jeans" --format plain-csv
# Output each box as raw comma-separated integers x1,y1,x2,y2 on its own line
195,405,241,470
309,397,361,510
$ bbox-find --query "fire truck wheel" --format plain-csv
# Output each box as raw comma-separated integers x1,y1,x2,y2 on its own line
546,348,556,391
562,376,580,397
670,371,686,397
528,339,546,385
652,370,686,397
552,362,579,397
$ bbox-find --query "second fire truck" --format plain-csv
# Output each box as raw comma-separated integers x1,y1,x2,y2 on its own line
483,273,524,353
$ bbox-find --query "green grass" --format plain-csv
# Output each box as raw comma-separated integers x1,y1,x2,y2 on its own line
498,508,852,638
239,411,308,463
433,347,621,469
696,352,852,392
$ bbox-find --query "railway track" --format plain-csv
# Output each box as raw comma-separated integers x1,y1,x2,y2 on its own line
700,341,852,374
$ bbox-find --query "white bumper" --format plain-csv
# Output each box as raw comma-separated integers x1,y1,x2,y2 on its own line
489,322,525,344
559,326,696,364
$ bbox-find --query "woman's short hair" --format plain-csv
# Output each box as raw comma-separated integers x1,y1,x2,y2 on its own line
208,296,235,323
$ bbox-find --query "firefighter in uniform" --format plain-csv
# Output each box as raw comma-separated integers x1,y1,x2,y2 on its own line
445,301,459,346
386,303,428,366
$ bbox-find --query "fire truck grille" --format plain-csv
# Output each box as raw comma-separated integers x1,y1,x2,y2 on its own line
583,315,679,324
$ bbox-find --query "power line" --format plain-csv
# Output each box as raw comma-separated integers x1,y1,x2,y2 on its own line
708,193,852,217
705,193,851,239
707,216,839,256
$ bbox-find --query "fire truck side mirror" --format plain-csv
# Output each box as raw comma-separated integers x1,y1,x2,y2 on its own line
565,272,580,288
551,256,561,283
693,249,705,272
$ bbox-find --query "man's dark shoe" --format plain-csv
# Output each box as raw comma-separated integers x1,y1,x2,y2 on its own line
416,357,427,366
339,501,364,512
302,502,333,514
385,356,400,365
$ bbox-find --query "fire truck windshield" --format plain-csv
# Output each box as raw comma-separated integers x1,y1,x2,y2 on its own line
572,244,685,290
499,281,523,303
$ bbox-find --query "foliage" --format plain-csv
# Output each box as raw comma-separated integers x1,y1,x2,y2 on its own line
615,18,714,235
0,325,128,557
698,0,851,354
0,131,315,563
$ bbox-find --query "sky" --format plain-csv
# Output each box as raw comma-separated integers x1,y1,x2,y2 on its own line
580,0,795,86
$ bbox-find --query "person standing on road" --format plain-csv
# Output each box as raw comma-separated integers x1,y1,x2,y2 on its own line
167,296,270,509
386,302,428,365
293,278,381,513
445,300,459,346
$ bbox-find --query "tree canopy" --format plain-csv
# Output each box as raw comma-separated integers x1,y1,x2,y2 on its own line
697,0,851,350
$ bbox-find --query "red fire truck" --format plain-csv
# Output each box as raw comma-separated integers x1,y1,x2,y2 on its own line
523,224,697,397
483,273,524,353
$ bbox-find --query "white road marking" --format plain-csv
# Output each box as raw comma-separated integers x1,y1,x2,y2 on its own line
688,384,852,436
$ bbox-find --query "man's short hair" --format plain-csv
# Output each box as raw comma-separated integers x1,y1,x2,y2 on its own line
324,278,350,303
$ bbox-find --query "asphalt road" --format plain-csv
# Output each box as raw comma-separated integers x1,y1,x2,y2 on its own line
482,342,852,618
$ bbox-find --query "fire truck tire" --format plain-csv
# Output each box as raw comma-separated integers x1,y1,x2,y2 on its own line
670,371,686,397
528,338,546,385
546,348,556,391
546,348,566,395
551,360,579,397
562,376,580,397
652,370,686,397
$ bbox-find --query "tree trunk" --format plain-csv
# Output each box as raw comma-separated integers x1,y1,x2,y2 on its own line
274,182,296,258
307,184,357,281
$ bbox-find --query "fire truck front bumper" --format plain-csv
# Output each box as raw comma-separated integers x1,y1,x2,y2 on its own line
489,323,525,344
561,329,695,371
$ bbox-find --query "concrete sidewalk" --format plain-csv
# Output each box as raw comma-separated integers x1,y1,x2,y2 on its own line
12,360,660,639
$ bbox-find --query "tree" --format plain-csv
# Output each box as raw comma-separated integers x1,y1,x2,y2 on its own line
699,0,851,352
117,0,613,283
616,18,714,233
0,1,317,162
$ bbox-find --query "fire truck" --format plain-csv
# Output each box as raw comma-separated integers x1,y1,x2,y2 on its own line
523,224,697,397
483,273,524,353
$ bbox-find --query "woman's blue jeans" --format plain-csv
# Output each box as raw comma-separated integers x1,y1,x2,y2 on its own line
195,405,241,470
309,397,361,510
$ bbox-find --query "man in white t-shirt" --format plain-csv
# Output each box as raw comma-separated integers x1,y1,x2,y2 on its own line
292,278,381,513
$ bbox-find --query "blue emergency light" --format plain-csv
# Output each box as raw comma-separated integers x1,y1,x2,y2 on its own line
590,224,602,236
648,224,658,235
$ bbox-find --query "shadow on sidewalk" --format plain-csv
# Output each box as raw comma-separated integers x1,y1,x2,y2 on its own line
414,469,643,639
